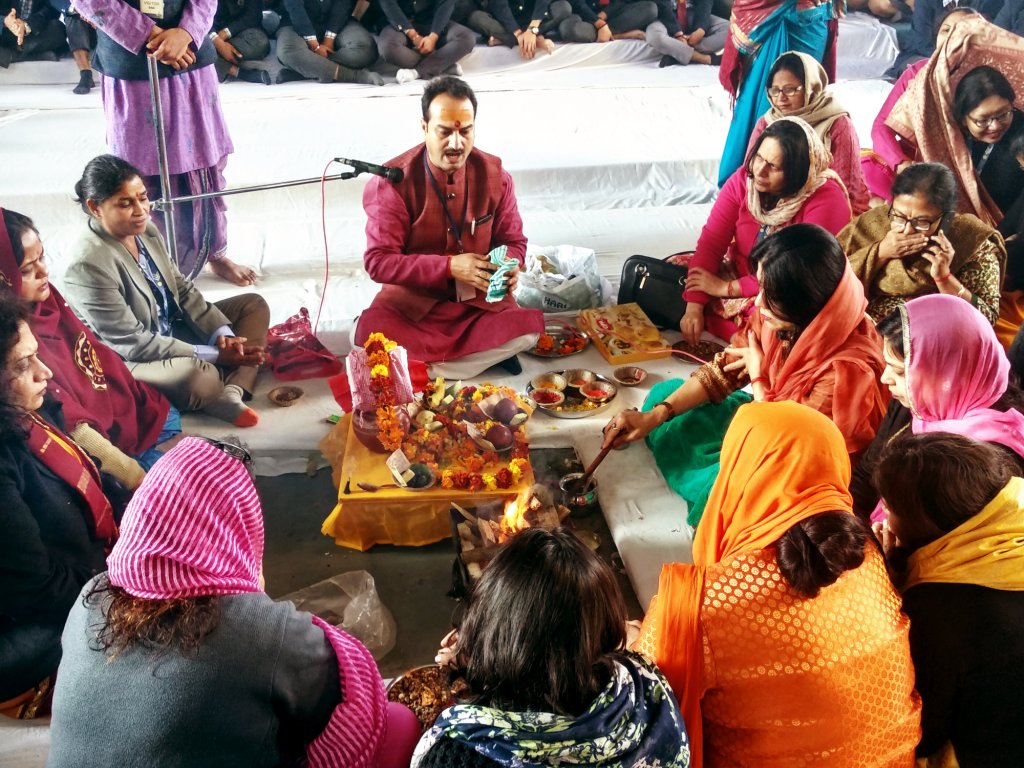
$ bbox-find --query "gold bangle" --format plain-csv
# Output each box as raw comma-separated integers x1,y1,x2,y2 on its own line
957,285,969,300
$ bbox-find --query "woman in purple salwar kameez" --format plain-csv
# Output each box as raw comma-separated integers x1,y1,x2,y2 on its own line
75,0,256,286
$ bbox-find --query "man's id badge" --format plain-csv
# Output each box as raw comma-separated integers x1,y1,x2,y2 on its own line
140,0,164,19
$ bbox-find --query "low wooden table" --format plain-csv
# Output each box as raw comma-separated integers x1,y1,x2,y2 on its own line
321,415,534,551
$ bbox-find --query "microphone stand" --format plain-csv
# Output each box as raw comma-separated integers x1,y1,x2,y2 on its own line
145,57,363,268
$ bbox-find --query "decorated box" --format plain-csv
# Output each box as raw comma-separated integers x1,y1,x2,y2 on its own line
577,303,673,364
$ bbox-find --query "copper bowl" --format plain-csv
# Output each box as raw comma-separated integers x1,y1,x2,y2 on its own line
613,366,648,387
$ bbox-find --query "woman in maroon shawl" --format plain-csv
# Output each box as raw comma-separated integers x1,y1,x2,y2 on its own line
0,291,116,718
0,208,175,489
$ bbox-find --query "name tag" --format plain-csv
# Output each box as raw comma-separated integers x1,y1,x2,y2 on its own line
140,0,165,19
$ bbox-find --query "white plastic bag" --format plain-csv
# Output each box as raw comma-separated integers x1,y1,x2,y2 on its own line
515,245,604,312
281,571,397,660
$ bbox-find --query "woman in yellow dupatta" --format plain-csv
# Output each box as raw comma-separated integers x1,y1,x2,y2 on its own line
633,400,920,767
875,432,1024,768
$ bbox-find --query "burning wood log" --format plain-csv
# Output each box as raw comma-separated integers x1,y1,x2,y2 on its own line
450,486,572,593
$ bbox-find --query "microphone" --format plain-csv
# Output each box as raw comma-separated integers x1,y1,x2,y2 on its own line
335,157,404,183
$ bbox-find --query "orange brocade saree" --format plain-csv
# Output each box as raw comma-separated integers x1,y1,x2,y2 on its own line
635,402,920,767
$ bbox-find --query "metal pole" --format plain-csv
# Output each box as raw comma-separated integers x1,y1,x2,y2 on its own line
149,172,360,210
146,56,178,268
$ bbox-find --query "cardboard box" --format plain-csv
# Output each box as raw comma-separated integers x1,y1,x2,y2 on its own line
577,303,673,364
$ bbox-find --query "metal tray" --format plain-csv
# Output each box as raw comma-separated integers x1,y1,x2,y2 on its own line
524,324,590,359
527,370,617,420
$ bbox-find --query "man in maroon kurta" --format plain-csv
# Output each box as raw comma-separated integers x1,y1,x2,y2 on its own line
355,76,544,378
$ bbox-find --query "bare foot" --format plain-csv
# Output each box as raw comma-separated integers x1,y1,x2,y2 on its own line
612,30,647,41
488,35,502,47
209,256,257,286
538,35,555,54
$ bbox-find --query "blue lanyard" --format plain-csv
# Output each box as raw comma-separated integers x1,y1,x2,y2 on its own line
424,152,469,254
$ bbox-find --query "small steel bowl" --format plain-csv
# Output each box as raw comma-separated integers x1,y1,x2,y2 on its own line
562,368,597,390
268,385,304,407
530,372,567,392
559,472,598,516
613,366,648,387
580,380,617,404
529,388,566,408
406,463,437,491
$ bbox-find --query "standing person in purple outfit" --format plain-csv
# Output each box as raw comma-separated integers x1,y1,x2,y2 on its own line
75,0,257,286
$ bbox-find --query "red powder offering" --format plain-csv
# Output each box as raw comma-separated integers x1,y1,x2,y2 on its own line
533,390,563,405
582,387,608,399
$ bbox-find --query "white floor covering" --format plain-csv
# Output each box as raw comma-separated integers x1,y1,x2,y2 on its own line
0,16,898,623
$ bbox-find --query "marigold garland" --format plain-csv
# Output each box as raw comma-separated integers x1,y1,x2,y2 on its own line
364,333,404,452
405,381,531,491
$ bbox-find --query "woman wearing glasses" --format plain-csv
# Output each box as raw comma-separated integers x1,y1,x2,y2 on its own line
677,116,851,346
838,162,1003,324
953,66,1024,224
884,15,1024,228
745,51,871,214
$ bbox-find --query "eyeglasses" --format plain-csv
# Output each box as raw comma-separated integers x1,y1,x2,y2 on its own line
767,85,804,99
200,437,254,470
888,208,941,232
967,110,1013,130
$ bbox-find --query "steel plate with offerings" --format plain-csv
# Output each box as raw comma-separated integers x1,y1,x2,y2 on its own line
527,368,618,419
527,320,589,358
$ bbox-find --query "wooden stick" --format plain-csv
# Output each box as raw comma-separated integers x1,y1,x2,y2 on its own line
580,443,614,492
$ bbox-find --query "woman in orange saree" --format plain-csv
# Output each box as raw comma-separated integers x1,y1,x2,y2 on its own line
633,400,921,767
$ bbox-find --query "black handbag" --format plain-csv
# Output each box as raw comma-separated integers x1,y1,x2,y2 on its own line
617,255,688,330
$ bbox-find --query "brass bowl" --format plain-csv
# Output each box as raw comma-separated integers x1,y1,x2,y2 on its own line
580,380,617,404
562,368,598,390
530,372,567,392
268,385,304,407
529,388,566,408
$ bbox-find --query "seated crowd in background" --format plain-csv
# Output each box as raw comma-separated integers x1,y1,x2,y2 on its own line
5,0,1024,95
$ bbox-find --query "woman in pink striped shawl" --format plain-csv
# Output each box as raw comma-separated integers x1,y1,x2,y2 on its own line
47,436,419,768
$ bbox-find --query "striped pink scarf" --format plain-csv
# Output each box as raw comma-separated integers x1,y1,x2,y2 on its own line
108,437,387,768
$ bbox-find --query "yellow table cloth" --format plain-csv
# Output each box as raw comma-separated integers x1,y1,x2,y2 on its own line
322,415,533,551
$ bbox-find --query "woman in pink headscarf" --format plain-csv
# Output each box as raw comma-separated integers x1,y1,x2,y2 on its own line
47,436,419,768
850,293,1024,522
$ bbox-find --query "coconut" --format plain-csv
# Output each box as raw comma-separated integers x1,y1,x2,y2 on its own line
491,397,519,425
485,424,514,451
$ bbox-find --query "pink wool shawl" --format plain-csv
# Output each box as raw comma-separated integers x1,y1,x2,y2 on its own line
903,295,1024,457
107,437,387,768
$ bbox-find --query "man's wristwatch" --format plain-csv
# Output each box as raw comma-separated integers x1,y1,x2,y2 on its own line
528,26,540,34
